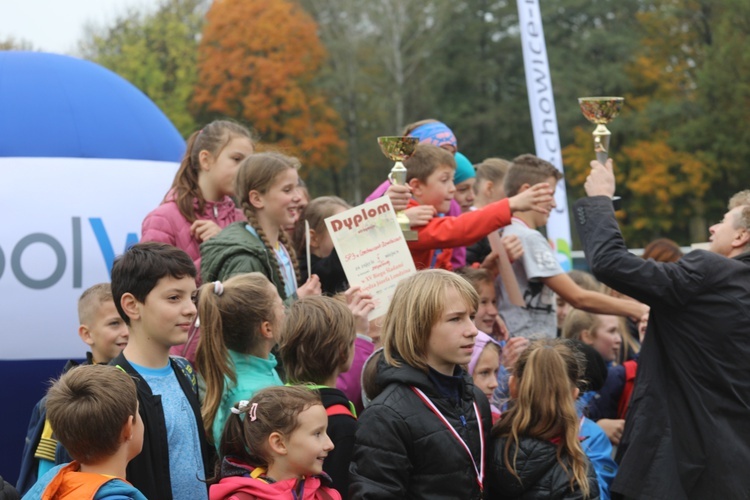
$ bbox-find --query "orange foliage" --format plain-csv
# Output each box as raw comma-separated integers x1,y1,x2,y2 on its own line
564,128,712,238
193,0,346,171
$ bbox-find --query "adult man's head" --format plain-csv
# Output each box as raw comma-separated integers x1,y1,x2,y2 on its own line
709,205,750,258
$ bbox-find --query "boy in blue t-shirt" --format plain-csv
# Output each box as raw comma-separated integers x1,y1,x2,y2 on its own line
110,242,213,500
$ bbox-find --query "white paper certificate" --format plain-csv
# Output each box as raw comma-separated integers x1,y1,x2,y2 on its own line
325,197,417,319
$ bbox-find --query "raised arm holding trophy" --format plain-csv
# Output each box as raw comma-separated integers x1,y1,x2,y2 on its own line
578,96,624,209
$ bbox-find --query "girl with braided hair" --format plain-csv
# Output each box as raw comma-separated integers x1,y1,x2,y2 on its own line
200,152,321,304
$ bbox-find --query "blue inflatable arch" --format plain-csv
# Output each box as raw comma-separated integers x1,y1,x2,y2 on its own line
0,51,186,487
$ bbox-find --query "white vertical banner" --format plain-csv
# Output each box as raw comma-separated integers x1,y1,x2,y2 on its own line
517,0,573,271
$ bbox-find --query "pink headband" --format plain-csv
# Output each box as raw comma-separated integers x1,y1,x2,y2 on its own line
468,331,502,375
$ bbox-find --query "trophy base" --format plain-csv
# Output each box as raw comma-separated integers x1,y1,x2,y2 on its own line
402,229,418,241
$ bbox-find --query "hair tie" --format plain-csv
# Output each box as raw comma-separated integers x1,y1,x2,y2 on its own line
231,400,250,415
249,402,258,422
214,281,224,296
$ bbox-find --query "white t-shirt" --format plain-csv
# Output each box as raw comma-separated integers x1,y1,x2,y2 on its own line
496,218,563,339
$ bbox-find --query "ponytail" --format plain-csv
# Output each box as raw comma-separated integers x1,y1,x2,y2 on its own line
493,339,591,498
195,272,278,442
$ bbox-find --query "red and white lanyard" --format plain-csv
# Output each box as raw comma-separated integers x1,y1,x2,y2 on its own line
410,386,485,491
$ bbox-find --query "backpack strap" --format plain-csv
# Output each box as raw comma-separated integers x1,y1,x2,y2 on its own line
617,360,638,420
326,404,356,419
170,356,199,395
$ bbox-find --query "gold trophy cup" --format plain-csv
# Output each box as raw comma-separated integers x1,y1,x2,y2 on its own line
578,96,624,208
377,136,419,241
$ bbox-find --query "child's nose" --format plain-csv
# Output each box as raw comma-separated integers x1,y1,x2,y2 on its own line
324,433,334,452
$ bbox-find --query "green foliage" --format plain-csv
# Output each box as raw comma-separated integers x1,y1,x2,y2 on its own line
78,0,206,136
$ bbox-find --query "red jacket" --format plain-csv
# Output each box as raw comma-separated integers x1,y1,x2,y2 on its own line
406,198,512,270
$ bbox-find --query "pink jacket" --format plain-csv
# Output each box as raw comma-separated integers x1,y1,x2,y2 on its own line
141,190,245,282
209,474,341,500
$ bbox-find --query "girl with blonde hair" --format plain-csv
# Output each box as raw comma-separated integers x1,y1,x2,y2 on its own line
487,339,600,499
349,269,491,499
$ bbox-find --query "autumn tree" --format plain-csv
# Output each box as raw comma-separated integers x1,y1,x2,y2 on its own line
192,0,346,192
78,0,205,136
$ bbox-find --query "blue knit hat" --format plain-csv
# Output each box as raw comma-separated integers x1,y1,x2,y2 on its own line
454,152,476,185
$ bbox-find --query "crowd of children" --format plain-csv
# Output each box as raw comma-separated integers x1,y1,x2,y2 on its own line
15,116,750,500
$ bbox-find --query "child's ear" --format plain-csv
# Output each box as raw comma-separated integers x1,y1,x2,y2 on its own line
408,178,424,197
309,229,320,250
78,325,94,347
260,320,274,341
517,182,532,193
121,415,135,443
572,386,580,400
198,149,213,171
268,431,288,456
248,190,264,210
580,329,594,344
120,293,140,322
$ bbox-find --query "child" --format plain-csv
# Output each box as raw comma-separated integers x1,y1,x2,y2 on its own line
556,270,601,337
209,386,340,500
21,364,146,499
349,270,490,499
201,152,320,304
453,152,476,213
195,273,286,446
487,339,600,499
141,120,254,283
279,296,359,499
17,283,129,495
467,332,502,423
455,267,501,335
110,242,213,500
466,157,511,266
403,144,553,270
496,154,646,339
562,310,623,365
295,196,351,295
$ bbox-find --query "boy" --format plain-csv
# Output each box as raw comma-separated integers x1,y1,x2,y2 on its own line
17,283,129,495
278,296,358,499
497,154,646,339
403,144,553,270
21,364,146,499
110,242,212,500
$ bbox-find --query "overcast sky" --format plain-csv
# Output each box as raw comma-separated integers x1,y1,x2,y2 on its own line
0,0,154,55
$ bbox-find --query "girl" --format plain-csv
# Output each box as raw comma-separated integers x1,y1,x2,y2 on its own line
562,310,622,365
349,270,491,499
209,386,340,500
141,120,254,283
195,273,286,446
455,267,501,335
294,196,351,295
200,152,321,304
468,332,502,423
487,339,600,499
453,152,477,213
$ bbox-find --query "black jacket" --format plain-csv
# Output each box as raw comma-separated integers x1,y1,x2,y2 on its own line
487,436,600,500
318,387,356,499
575,197,750,499
349,356,492,499
111,353,215,500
